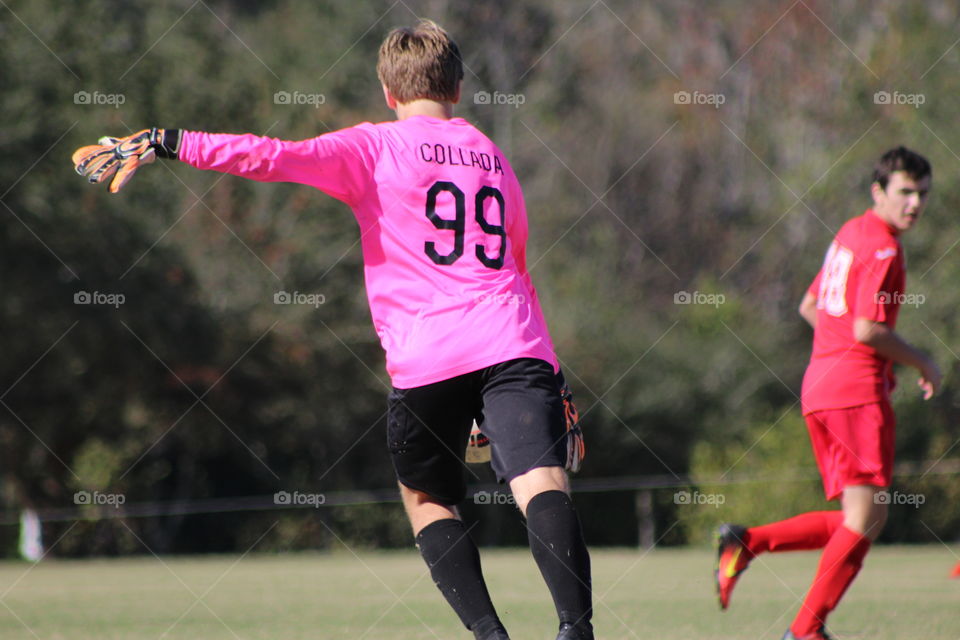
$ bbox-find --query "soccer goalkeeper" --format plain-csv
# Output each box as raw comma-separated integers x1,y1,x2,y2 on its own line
73,20,592,640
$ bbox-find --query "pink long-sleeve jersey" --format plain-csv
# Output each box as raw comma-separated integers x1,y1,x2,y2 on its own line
178,116,558,388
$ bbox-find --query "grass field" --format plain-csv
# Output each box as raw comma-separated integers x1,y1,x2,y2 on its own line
1,546,957,639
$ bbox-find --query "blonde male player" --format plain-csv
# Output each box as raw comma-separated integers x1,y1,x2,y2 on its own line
715,147,941,639
73,20,591,640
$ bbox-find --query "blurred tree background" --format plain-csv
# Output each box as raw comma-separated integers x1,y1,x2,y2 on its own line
1,0,959,556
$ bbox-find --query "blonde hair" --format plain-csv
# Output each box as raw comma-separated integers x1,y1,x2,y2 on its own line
377,20,463,104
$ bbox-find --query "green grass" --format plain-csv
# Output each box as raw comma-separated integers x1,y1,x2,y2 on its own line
1,546,958,639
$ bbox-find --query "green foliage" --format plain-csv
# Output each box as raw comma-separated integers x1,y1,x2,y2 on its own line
2,0,959,555
679,411,826,545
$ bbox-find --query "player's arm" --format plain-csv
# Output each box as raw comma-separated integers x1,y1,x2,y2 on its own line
853,318,942,399
176,130,372,202
798,290,818,329
73,128,373,203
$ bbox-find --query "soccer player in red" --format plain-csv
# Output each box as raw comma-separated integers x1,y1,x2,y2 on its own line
72,20,592,640
715,147,941,639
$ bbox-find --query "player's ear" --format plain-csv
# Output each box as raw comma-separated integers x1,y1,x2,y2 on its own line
870,181,886,206
382,84,398,110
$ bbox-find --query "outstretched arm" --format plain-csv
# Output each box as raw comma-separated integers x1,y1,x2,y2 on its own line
73,126,376,204
178,130,373,203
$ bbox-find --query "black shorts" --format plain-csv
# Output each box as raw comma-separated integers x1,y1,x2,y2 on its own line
387,358,567,505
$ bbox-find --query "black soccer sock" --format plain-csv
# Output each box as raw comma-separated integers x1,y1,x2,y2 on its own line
525,490,593,629
416,518,507,639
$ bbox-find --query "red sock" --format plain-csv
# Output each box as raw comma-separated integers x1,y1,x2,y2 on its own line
951,561,960,578
791,525,871,637
745,511,843,556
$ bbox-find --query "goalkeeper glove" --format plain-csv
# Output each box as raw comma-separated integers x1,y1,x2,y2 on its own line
72,128,180,193
559,375,585,473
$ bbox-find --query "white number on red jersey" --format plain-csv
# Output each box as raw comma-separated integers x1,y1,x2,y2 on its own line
817,241,854,316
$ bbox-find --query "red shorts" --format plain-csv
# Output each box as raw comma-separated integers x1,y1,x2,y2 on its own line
805,401,895,500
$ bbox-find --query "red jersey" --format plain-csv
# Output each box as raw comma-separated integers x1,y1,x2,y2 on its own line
801,210,905,413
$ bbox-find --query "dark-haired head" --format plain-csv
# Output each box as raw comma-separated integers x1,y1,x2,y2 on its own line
873,146,931,191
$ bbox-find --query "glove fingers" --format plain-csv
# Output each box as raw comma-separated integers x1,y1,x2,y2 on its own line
80,153,117,182
109,156,140,193
73,146,113,176
72,144,106,167
89,157,120,185
77,147,118,176
561,383,585,473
